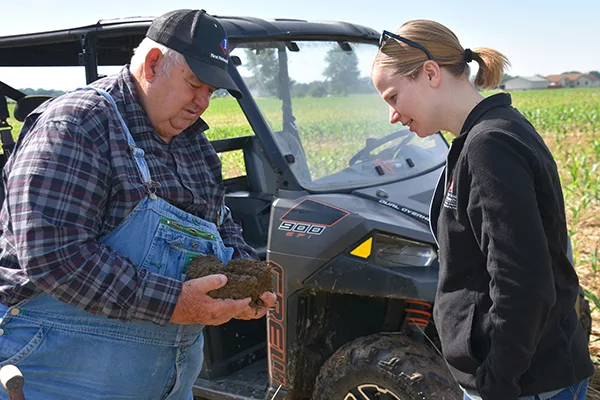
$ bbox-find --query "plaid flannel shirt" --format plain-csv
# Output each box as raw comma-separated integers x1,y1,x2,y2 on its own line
0,67,256,325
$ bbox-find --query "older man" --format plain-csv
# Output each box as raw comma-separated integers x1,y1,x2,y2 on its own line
0,9,275,399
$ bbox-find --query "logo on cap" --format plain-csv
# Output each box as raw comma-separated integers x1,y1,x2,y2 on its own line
220,38,229,55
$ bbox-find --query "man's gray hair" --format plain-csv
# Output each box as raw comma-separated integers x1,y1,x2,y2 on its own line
130,38,186,75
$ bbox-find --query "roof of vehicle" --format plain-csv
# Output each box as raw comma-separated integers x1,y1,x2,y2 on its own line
0,15,380,67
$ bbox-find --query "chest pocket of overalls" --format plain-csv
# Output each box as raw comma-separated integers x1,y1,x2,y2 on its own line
141,216,222,280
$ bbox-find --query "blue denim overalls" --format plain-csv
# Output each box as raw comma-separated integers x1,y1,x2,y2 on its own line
0,88,234,399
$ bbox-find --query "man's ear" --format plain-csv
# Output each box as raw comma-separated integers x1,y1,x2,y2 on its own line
143,48,164,81
422,60,441,88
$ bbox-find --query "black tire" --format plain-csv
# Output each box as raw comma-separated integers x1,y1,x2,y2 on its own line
312,334,461,400
578,286,592,344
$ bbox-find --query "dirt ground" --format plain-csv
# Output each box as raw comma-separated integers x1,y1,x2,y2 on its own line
568,178,600,397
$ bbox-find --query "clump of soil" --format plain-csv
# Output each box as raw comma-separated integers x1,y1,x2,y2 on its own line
185,255,273,307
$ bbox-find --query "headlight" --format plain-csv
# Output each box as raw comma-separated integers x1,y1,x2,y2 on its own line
374,233,437,267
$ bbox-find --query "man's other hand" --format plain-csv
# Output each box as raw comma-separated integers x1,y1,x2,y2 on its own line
170,274,252,325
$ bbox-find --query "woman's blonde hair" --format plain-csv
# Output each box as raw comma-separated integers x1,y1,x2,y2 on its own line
373,20,510,89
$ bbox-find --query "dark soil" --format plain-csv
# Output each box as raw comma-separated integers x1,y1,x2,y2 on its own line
185,255,273,307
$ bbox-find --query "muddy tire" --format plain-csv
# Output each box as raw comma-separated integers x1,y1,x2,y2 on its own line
312,334,461,400
578,286,592,344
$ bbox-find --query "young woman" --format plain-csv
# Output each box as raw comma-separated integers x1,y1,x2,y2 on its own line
371,20,594,400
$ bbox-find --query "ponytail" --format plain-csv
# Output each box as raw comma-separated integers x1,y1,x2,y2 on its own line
471,48,511,89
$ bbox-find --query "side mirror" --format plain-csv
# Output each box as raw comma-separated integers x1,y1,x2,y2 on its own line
285,42,300,52
231,55,242,66
338,41,353,52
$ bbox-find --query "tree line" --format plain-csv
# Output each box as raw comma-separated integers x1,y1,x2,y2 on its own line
243,46,377,98
18,88,66,97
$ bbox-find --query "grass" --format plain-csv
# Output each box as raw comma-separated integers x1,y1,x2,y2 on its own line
5,88,600,385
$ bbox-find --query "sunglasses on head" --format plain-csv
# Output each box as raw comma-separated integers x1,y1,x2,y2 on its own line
379,30,435,61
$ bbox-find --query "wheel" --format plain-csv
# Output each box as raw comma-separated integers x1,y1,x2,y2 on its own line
312,334,461,400
578,286,592,344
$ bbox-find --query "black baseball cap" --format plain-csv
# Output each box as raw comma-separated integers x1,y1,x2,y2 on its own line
146,9,242,99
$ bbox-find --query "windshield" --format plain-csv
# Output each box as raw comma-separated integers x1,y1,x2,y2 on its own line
230,41,447,191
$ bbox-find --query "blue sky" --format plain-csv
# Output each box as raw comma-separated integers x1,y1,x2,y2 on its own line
1,0,599,90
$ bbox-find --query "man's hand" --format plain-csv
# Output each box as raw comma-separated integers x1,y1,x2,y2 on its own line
234,292,277,320
169,274,252,325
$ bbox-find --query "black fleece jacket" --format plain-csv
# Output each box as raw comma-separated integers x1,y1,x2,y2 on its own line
430,93,594,400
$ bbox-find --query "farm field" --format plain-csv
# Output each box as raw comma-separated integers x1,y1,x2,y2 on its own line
5,87,600,391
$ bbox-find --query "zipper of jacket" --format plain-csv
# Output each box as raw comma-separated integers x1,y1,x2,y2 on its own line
429,142,453,248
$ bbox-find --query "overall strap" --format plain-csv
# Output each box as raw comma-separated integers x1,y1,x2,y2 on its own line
88,88,158,199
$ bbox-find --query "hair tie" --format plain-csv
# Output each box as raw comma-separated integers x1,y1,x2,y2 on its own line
464,48,473,63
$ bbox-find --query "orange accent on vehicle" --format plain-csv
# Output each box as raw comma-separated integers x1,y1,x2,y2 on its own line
267,261,286,387
407,317,430,327
405,308,432,317
407,300,432,308
405,300,432,327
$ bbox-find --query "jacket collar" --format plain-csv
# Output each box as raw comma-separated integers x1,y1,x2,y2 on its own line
459,92,512,137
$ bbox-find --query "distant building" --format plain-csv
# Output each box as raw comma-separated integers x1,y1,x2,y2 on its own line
503,76,549,91
546,73,600,88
